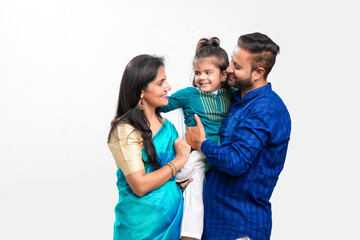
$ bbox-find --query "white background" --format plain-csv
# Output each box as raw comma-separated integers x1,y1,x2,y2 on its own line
1,0,359,239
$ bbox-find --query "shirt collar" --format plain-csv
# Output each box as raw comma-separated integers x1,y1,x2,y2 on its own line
234,83,272,103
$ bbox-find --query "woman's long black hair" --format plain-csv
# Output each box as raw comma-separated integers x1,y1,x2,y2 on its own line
108,54,164,167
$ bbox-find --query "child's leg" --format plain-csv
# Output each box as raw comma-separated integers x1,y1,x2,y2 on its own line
176,150,204,182
180,151,207,240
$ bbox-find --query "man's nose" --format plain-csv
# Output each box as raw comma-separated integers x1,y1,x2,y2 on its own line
226,63,234,73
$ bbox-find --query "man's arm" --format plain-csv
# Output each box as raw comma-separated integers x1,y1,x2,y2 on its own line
186,110,274,176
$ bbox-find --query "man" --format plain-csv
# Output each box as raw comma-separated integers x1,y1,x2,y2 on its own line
185,32,291,240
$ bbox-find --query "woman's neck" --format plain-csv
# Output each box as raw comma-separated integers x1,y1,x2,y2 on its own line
143,106,156,121
143,107,163,136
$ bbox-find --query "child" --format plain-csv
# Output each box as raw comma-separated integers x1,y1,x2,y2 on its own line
159,37,234,240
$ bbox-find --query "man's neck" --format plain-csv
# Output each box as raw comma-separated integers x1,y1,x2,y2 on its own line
241,80,268,98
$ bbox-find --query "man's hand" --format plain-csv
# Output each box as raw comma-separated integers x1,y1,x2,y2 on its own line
185,114,207,150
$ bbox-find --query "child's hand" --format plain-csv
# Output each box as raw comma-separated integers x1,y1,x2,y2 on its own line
177,178,193,192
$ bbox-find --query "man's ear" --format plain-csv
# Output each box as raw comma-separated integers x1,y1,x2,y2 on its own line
252,67,265,81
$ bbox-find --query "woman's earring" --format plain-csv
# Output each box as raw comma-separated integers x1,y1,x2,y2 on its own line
137,98,144,111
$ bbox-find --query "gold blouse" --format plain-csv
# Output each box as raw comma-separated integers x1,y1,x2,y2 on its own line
108,123,145,176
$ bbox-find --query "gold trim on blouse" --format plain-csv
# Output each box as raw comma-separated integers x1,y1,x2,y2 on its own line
108,123,145,176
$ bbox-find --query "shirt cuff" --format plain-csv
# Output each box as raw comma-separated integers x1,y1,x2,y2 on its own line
200,139,215,156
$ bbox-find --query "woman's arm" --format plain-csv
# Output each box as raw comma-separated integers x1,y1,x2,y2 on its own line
109,124,191,197
126,137,190,196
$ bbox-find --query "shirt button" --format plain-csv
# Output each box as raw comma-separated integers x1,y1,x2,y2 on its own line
229,113,232,116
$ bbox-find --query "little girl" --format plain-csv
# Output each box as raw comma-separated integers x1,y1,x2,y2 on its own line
160,37,234,240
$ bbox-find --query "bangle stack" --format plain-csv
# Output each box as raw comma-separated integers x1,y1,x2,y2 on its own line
166,162,177,177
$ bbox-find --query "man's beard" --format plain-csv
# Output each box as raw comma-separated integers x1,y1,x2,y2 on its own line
228,73,253,91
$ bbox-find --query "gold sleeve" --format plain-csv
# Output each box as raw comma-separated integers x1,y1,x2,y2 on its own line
108,123,145,176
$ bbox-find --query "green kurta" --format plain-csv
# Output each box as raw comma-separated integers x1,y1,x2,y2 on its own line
160,87,234,145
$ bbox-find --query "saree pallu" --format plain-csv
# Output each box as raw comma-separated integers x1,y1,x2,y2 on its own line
113,119,183,240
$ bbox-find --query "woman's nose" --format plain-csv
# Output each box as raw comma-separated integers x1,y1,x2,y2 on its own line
165,81,171,91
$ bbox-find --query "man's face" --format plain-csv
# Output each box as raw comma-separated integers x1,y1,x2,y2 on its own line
226,46,254,91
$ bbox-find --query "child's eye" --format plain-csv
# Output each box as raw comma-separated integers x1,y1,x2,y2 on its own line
194,72,200,76
206,71,212,75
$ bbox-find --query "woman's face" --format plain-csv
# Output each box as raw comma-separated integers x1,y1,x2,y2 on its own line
141,66,171,110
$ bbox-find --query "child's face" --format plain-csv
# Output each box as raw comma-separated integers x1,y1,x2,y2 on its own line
193,57,227,93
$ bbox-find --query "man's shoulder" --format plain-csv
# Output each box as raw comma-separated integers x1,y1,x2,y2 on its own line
268,90,289,113
249,90,289,116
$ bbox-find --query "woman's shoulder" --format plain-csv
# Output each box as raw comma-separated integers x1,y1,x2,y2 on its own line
110,122,142,142
162,118,178,134
162,118,173,129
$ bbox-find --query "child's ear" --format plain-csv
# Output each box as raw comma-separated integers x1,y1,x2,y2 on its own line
221,70,227,82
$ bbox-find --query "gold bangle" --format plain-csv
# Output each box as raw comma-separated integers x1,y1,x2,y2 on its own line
166,162,177,178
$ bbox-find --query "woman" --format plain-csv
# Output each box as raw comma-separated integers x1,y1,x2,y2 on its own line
108,54,191,240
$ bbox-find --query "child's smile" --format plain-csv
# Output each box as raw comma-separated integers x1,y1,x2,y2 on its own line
193,57,227,93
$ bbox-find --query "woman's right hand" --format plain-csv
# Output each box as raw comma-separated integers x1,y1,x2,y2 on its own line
173,137,191,166
126,137,191,197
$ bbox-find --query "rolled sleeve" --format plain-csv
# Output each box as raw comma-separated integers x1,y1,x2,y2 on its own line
108,123,145,176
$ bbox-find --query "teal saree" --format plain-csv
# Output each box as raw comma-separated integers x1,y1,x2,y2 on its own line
113,119,183,240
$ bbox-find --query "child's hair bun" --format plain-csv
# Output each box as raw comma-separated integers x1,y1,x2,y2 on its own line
196,37,220,53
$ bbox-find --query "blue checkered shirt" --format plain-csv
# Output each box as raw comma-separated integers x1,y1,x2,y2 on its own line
201,83,291,240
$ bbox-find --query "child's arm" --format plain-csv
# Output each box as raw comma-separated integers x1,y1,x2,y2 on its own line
158,87,189,113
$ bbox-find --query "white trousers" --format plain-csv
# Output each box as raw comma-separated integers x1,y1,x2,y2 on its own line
177,150,207,240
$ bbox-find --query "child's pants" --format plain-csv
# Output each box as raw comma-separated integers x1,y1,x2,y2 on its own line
176,150,207,240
